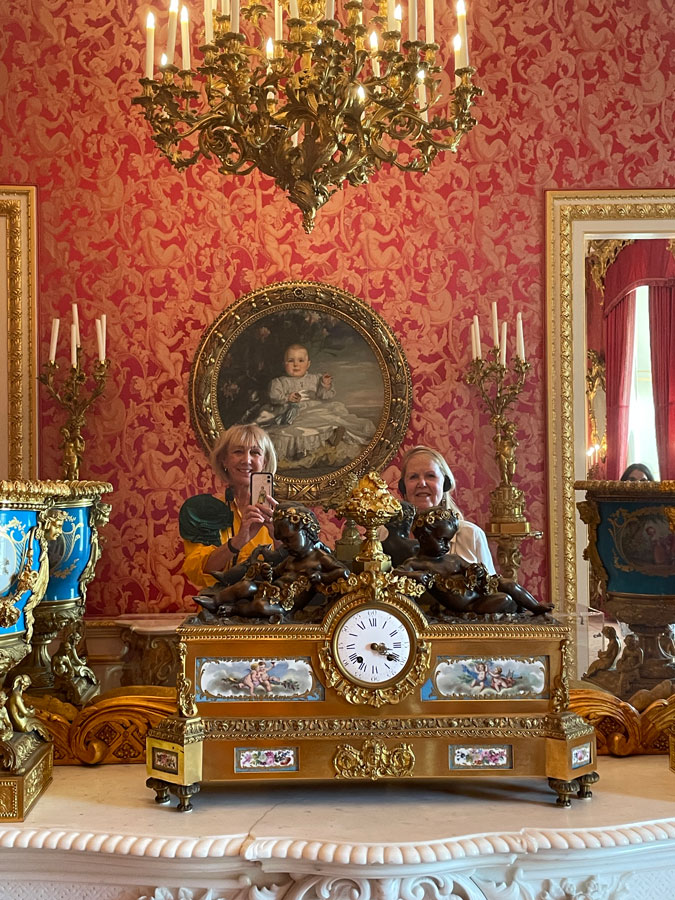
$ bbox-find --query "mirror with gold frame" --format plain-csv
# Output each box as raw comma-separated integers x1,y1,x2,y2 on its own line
546,190,675,749
188,280,413,504
0,185,38,480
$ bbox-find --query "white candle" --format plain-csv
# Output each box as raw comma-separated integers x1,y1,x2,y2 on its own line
472,314,481,360
49,318,60,363
101,313,107,357
70,323,77,369
166,0,179,65
290,0,299,18
222,0,231,14
491,301,499,348
516,312,525,361
326,0,335,20
470,322,477,360
409,0,418,42
424,0,434,44
72,303,81,347
180,6,191,70
145,12,155,79
456,0,469,66
387,0,395,31
204,0,213,44
95,318,105,363
500,321,507,367
231,0,239,32
453,34,462,84
370,32,380,77
275,0,282,40
416,71,427,122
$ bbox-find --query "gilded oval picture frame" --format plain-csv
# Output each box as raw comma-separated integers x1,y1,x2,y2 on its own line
189,281,412,502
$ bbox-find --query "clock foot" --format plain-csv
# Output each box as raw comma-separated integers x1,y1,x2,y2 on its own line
146,777,171,805
171,781,201,812
548,777,581,807
577,770,600,799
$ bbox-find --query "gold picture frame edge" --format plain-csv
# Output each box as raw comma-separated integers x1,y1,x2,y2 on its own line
0,184,38,480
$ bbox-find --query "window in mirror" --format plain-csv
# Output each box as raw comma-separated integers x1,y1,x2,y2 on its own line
626,286,660,479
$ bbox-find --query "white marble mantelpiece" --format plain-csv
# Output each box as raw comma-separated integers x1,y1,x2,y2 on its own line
1,756,675,900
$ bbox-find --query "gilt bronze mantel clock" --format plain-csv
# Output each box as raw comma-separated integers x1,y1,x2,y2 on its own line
146,477,597,810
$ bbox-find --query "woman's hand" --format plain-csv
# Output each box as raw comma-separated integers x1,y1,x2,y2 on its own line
232,495,278,549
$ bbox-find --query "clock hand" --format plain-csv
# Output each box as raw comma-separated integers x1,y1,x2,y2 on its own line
370,642,400,662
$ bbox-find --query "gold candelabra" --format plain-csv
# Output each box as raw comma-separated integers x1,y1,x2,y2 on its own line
133,1,482,233
39,353,109,480
465,347,541,580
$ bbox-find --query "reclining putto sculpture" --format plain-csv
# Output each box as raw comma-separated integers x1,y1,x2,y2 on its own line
394,507,552,617
193,485,551,623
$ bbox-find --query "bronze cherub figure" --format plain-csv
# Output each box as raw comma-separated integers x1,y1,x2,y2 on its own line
395,507,552,617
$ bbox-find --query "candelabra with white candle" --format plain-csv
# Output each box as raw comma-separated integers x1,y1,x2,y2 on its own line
40,306,110,480
465,307,541,580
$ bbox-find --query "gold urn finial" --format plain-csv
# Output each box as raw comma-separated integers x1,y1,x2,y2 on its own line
336,471,400,573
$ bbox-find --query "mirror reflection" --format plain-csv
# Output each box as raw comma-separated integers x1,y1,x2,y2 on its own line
584,237,675,480
546,190,675,698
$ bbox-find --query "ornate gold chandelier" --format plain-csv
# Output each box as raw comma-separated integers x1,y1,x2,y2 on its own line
134,0,482,232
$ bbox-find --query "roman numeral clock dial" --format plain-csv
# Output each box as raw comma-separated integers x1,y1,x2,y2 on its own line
333,607,414,686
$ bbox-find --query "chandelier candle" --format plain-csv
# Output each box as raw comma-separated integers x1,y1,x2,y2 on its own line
456,0,469,66
166,0,179,65
134,0,482,232
145,12,155,78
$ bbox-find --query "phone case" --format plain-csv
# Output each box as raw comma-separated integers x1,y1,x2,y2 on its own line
250,472,274,504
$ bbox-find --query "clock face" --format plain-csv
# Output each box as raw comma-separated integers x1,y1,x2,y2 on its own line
333,606,414,686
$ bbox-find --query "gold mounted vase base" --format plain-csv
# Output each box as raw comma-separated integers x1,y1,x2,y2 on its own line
0,740,52,822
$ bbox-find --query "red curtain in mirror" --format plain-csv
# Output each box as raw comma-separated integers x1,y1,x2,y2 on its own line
649,283,675,479
605,291,636,479
604,241,675,478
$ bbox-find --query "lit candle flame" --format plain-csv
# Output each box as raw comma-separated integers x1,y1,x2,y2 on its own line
369,32,379,52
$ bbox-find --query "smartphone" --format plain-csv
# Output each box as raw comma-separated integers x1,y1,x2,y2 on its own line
250,472,274,505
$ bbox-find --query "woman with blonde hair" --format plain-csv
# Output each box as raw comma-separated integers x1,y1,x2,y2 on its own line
180,424,278,588
397,445,495,572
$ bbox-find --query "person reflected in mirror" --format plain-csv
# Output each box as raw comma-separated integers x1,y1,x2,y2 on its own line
395,445,496,572
395,507,552,617
620,463,655,482
180,424,278,589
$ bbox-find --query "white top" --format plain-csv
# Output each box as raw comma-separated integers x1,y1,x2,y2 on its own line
453,519,496,573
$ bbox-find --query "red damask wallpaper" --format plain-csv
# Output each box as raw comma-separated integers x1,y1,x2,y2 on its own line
1,1,674,615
